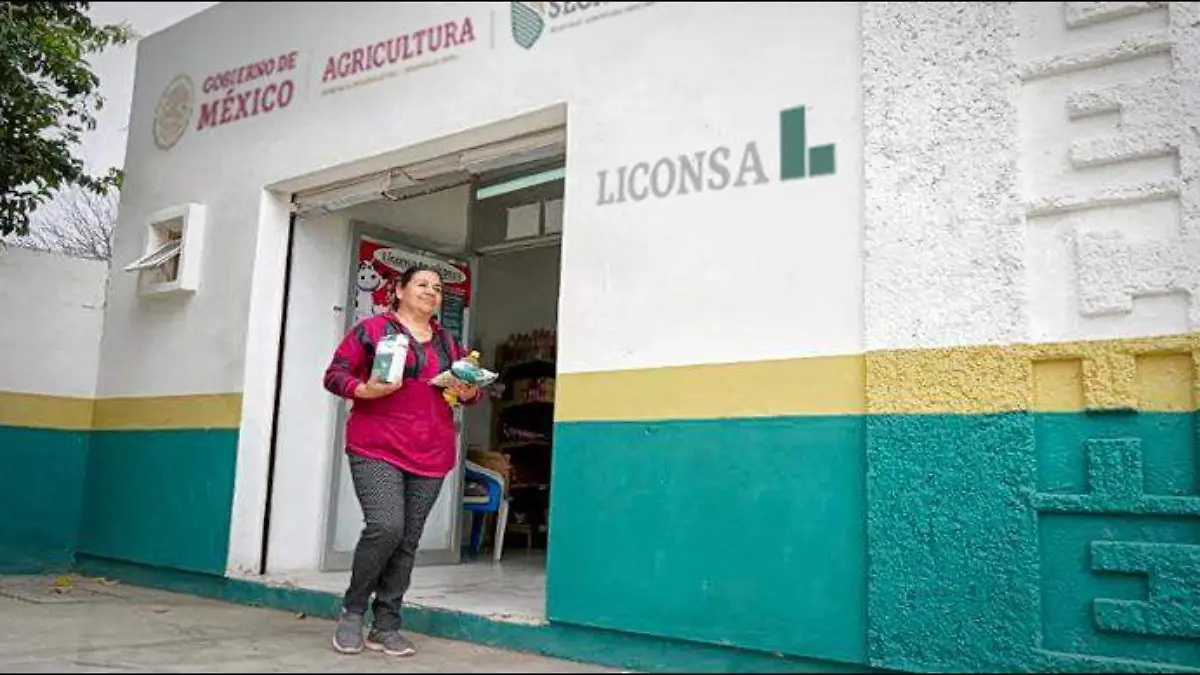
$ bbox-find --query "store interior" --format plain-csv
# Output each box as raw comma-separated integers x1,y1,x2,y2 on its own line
268,135,566,624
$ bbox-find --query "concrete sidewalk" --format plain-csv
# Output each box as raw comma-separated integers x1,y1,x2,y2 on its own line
0,575,624,673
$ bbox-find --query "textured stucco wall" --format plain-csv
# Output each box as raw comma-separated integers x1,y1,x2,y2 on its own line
864,2,1200,672
864,0,1200,350
863,2,1024,353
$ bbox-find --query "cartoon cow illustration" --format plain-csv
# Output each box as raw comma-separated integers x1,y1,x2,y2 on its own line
353,261,383,322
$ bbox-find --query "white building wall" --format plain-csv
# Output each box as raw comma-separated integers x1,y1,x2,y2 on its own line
110,0,1200,576
0,247,107,400
864,2,1200,351
104,1,865,406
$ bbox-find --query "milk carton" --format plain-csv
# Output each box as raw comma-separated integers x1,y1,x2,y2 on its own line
371,333,409,384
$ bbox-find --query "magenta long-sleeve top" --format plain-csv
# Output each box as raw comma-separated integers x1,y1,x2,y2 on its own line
322,314,480,478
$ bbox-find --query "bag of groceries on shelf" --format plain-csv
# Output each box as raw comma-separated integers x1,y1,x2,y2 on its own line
430,350,499,405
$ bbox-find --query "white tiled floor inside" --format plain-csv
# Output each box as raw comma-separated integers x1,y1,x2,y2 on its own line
261,550,548,625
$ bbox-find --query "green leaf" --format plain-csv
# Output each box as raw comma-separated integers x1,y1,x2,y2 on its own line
0,1,132,237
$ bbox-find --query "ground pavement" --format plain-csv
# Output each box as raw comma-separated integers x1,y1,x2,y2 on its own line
0,575,625,673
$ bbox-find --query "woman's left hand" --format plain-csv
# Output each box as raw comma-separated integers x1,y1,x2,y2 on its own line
447,379,479,401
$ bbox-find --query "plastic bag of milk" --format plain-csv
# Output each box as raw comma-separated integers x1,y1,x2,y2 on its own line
430,351,498,405
370,333,410,384
430,351,499,389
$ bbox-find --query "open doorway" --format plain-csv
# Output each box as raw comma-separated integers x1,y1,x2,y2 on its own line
452,161,563,619
264,126,565,624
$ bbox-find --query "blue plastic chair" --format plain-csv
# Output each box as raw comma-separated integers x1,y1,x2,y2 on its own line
463,461,510,562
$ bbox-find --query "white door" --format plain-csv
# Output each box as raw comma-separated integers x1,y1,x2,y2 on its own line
321,224,474,569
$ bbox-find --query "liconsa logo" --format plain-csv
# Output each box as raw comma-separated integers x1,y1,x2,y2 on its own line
152,75,195,151
510,1,546,49
594,104,838,207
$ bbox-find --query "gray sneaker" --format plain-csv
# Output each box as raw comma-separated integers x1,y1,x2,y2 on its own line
365,629,416,657
332,610,365,654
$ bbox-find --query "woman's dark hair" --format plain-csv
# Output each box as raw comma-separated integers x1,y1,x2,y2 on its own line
398,264,442,289
391,264,443,310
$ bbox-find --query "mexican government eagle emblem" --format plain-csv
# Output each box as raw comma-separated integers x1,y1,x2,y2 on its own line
511,2,546,50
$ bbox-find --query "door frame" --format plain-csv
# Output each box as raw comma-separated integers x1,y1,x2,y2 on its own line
319,218,476,570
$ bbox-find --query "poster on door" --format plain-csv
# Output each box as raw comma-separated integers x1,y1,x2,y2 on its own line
352,235,472,343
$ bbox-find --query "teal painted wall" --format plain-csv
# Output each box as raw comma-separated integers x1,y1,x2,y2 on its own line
867,411,1200,673
0,426,238,577
9,407,1196,673
0,426,89,573
78,429,239,575
547,416,868,665
548,411,1199,672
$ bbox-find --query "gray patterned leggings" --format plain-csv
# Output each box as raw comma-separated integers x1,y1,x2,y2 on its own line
342,454,445,631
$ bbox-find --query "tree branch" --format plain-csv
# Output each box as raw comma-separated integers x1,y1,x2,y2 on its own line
10,185,117,261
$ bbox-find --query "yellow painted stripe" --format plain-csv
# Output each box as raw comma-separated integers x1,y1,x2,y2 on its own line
92,394,243,430
4,334,1196,429
0,392,95,430
1134,351,1196,412
556,355,866,421
0,392,243,431
871,333,1198,414
558,332,1198,421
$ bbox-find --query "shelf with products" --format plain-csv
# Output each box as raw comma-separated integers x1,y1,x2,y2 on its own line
486,329,557,547
495,328,556,371
490,329,557,440
497,405,552,437
498,357,556,383
495,364,555,410
496,439,551,452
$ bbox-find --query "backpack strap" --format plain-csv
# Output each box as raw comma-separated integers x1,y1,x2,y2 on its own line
436,326,457,370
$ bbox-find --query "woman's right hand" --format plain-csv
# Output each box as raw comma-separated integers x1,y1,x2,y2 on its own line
354,376,403,400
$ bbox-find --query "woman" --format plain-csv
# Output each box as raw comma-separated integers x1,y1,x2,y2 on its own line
322,264,481,657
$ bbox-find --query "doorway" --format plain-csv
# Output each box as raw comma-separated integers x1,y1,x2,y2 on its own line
322,223,476,571
461,164,563,564
263,126,566,624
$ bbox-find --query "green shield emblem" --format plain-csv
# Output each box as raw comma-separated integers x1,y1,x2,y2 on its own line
511,2,545,50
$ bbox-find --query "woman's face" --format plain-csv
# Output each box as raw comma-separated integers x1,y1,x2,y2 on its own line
398,270,443,316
